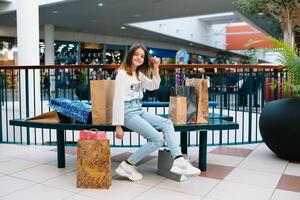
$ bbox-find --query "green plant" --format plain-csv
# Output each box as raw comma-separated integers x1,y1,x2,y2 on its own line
236,0,300,45
269,38,300,96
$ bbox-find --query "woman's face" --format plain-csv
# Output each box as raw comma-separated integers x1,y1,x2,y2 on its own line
131,48,145,68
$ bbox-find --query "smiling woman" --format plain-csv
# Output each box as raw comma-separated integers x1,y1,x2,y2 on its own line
112,43,201,181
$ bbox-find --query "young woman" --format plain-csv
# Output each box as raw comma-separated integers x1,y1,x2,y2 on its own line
112,44,201,181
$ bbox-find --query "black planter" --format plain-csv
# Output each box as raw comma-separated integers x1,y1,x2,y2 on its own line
259,98,300,161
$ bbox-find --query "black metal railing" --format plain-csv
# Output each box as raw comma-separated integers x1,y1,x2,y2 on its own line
0,64,283,147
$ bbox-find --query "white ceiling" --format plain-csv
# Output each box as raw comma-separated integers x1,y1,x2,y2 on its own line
0,0,272,55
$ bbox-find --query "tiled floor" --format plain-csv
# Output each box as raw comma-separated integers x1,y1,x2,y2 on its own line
0,143,300,200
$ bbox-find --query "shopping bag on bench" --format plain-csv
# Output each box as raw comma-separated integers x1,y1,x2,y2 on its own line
76,136,111,189
168,88,187,124
185,78,209,124
90,80,115,125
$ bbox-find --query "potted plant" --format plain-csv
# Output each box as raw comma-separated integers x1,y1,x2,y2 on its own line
259,38,300,161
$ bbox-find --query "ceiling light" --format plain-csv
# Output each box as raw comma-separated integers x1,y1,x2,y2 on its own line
189,43,193,46
52,10,59,14
121,26,126,30
133,14,140,17
258,12,264,15
98,3,103,7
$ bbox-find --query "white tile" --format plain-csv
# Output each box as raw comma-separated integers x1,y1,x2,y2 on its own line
0,159,40,174
18,151,58,164
64,194,96,200
11,164,71,183
46,155,76,170
3,184,73,200
207,154,244,167
284,162,300,176
238,145,288,173
0,175,34,197
271,189,300,200
156,176,219,196
0,155,14,163
42,172,81,193
224,168,281,188
122,167,166,187
79,179,151,200
207,180,274,200
133,187,201,200
227,143,259,150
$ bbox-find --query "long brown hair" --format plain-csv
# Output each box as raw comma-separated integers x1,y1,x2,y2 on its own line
120,43,153,79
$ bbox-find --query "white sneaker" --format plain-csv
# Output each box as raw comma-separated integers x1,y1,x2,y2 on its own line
170,157,201,176
115,161,143,181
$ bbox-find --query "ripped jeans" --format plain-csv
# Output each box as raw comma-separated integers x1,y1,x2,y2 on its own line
124,99,182,165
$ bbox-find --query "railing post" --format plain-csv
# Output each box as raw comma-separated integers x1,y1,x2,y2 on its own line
25,69,30,145
248,68,253,143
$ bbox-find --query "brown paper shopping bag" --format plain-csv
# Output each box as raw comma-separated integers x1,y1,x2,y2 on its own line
76,139,111,189
168,96,187,125
185,78,209,124
90,80,115,124
26,111,61,123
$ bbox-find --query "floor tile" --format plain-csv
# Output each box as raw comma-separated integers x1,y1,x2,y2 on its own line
207,154,243,167
238,147,288,173
133,187,201,200
209,146,253,157
271,189,300,200
0,159,40,174
11,164,72,183
227,143,259,150
0,175,35,197
114,167,166,187
64,194,97,200
284,162,300,176
42,171,82,193
156,176,219,196
224,168,281,188
192,163,234,180
207,180,274,200
46,155,76,170
17,151,58,164
3,184,74,200
276,175,300,193
49,147,77,155
0,155,14,163
111,152,155,165
79,179,151,200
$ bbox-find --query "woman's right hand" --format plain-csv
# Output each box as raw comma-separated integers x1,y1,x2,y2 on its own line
115,125,124,140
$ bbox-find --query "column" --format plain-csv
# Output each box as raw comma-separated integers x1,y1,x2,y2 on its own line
16,0,41,119
44,24,56,94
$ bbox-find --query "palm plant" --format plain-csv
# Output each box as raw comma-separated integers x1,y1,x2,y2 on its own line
269,38,300,97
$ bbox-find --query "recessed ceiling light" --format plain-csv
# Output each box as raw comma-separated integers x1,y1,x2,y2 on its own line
121,26,126,30
52,10,59,14
98,3,104,7
189,43,193,46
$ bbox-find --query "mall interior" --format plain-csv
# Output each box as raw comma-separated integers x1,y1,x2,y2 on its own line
0,0,300,200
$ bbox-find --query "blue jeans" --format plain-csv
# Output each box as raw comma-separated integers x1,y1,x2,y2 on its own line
124,99,182,165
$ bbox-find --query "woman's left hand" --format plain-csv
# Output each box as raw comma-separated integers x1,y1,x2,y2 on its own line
150,57,160,74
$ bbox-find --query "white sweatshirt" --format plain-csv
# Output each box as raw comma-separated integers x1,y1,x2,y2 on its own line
112,69,161,125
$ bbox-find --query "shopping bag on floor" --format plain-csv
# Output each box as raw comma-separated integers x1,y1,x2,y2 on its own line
185,78,209,124
76,138,111,189
79,129,107,140
90,80,115,124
